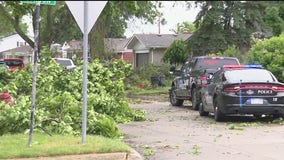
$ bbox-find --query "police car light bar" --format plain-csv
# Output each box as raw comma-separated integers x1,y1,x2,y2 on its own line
223,64,263,69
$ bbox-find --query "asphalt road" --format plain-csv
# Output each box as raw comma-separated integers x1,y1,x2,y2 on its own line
119,98,284,160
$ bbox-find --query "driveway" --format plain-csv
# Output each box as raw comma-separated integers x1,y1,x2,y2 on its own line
119,96,284,160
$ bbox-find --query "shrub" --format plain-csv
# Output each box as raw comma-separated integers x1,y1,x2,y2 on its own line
206,45,244,64
0,48,145,138
247,34,284,82
125,63,171,88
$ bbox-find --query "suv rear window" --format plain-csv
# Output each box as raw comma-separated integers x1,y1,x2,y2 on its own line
55,59,72,66
194,58,239,70
4,59,24,67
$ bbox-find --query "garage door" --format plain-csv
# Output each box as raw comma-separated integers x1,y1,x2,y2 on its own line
136,53,149,68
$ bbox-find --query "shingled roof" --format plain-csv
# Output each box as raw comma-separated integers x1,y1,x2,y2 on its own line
104,38,130,53
125,33,191,49
1,45,33,54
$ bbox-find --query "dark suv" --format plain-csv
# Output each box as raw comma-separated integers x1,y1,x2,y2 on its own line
169,56,240,109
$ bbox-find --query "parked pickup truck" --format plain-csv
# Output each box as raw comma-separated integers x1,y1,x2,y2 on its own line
169,56,240,110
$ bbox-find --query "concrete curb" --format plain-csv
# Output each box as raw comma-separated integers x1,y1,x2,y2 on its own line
8,148,143,160
127,148,144,160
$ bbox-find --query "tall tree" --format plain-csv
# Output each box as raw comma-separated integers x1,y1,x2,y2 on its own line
264,2,284,36
0,1,33,47
162,39,188,67
0,13,15,38
186,1,269,56
171,21,196,34
39,2,82,46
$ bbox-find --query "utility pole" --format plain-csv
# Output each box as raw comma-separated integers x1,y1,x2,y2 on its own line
158,16,161,34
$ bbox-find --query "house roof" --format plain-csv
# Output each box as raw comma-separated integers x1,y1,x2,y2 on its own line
68,40,83,50
66,38,130,53
104,38,130,53
125,33,191,49
1,45,33,54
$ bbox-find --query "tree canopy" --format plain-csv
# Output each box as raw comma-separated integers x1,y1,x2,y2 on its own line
171,21,196,34
185,1,283,56
162,39,188,67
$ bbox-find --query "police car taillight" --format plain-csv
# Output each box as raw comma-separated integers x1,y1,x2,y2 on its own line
201,76,207,87
223,85,240,92
272,85,284,92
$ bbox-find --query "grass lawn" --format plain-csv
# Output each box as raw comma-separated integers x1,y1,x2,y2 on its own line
0,133,130,159
127,86,169,95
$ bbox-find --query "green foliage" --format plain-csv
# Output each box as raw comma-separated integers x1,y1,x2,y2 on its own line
0,1,35,47
247,34,284,82
264,6,284,36
0,13,14,38
40,2,82,46
162,39,189,66
0,48,145,138
174,21,196,34
205,45,244,64
0,67,12,89
125,63,171,89
188,1,269,55
222,45,244,64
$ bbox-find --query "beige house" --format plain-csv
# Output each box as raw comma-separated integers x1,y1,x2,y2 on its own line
0,45,33,64
125,34,191,68
104,38,133,64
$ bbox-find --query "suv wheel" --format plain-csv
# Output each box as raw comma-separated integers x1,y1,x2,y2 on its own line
169,88,184,106
214,99,224,122
191,88,200,110
199,102,209,116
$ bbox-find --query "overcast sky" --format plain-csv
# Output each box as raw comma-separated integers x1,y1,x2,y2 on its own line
124,1,201,38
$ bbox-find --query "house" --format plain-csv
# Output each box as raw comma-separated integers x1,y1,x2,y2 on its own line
104,38,133,64
0,34,32,52
67,40,83,59
125,33,191,68
0,45,33,64
62,38,133,63
0,46,33,64
0,34,33,64
50,40,82,59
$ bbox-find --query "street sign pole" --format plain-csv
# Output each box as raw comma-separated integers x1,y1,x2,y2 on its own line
82,0,88,143
28,1,40,147
65,1,107,143
21,0,56,146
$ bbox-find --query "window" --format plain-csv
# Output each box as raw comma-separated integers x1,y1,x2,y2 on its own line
17,41,26,47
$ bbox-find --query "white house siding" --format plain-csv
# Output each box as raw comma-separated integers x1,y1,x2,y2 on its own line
0,34,31,52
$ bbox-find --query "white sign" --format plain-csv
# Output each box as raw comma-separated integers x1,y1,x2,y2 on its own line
65,1,107,34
